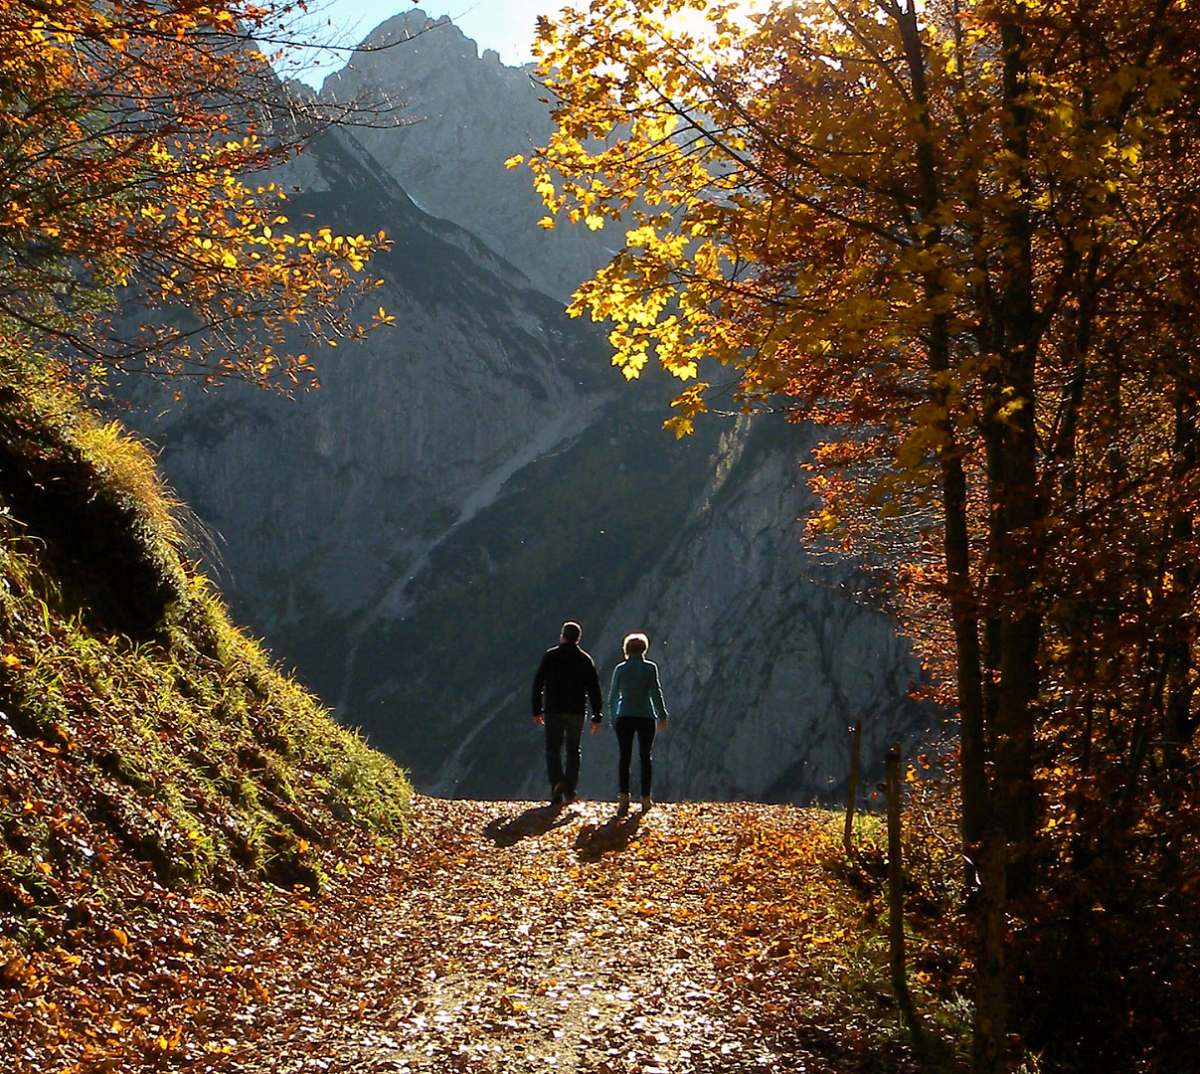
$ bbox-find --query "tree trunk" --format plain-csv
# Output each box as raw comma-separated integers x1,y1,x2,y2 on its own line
895,6,1004,1067
1164,361,1199,786
844,719,863,854
894,0,990,853
991,10,1043,899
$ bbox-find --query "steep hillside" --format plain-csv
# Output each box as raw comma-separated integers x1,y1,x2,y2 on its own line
0,377,411,960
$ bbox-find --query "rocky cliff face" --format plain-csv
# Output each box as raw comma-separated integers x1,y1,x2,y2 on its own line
590,420,931,804
318,10,613,301
123,21,937,805
420,416,931,804
126,126,613,694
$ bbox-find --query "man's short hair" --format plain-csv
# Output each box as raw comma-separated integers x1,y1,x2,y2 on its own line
623,632,648,657
561,621,582,643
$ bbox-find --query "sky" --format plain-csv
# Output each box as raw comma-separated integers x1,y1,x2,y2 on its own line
280,1,562,87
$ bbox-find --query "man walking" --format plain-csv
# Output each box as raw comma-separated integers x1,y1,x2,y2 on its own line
531,621,603,805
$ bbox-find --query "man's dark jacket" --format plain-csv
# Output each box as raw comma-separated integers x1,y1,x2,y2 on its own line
531,642,604,721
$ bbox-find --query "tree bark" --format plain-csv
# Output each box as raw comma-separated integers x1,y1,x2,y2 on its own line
991,9,1043,898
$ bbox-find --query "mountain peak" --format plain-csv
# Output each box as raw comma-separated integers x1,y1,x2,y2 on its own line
358,8,479,59
317,10,613,300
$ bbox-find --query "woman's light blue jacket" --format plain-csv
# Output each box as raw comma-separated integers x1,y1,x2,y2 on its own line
607,654,669,721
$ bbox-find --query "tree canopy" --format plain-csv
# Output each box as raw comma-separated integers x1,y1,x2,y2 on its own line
514,1,1200,1068
0,0,388,389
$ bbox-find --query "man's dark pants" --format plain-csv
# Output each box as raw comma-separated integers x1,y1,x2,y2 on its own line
545,711,586,798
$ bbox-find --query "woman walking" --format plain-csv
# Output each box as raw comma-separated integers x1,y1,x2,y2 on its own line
608,632,669,813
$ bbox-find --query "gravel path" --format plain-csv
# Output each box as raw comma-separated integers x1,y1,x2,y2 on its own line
4,796,920,1073
232,797,911,1074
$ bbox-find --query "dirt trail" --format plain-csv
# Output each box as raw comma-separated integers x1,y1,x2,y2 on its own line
233,797,913,1074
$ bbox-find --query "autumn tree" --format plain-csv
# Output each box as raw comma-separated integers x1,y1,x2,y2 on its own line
513,0,1200,1068
0,0,389,391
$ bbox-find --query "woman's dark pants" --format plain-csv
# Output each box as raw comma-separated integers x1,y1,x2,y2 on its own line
615,716,656,796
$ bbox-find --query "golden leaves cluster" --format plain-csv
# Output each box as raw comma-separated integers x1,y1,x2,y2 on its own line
0,0,389,388
517,0,1196,483
519,2,1200,672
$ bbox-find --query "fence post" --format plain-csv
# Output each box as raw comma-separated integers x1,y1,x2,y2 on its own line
885,743,926,1053
973,829,1008,1074
843,719,863,853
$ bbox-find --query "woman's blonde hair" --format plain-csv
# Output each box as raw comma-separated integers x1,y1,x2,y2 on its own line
623,632,649,657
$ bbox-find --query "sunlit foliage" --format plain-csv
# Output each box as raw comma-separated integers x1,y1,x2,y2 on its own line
0,0,388,388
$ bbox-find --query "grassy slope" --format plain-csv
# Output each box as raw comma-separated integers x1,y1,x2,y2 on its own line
0,377,410,968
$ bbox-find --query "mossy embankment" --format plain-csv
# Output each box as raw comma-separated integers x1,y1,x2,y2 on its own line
0,377,411,952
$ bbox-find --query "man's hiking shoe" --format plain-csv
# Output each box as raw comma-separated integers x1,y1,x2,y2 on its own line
562,790,577,805
551,784,566,806
617,792,630,815
640,795,653,811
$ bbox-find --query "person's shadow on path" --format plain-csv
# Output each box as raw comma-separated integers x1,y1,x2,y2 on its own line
573,811,644,861
483,804,573,847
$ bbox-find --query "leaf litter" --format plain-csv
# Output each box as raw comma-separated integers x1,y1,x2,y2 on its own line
3,796,926,1073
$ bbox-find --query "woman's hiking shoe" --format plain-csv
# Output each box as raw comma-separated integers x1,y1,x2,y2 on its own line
640,795,653,811
617,792,630,814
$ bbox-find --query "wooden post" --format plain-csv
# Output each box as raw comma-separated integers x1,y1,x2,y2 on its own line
885,743,926,1052
843,719,863,854
972,830,1008,1074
